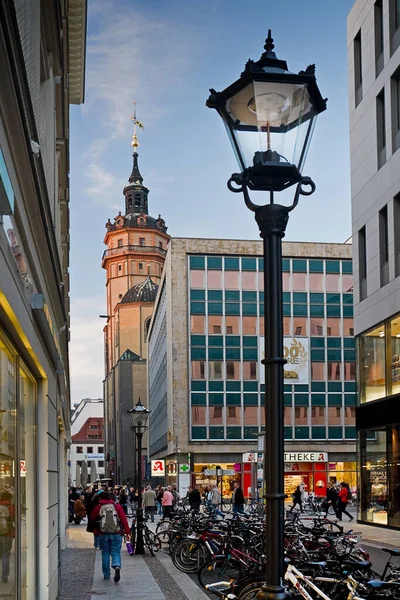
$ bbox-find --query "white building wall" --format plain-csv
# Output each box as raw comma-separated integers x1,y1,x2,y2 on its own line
69,399,104,485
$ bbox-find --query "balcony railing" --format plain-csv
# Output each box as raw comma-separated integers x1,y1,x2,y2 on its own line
102,244,167,260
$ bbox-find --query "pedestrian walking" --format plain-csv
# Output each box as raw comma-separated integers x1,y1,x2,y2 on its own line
91,491,130,582
336,482,354,522
156,485,163,515
142,485,156,522
73,495,87,521
161,486,174,519
0,491,14,583
172,484,180,507
118,488,128,515
232,481,245,514
188,486,201,513
322,482,338,518
290,485,303,513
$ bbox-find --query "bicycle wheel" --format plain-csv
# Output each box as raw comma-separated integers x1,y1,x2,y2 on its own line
156,519,172,536
172,539,211,573
237,581,264,600
198,555,243,590
144,528,161,556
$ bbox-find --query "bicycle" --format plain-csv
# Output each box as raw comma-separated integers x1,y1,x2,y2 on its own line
130,516,161,556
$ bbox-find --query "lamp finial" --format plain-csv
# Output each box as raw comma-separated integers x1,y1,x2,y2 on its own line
264,29,275,54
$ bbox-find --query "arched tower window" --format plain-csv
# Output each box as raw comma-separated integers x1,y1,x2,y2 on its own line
135,193,141,209
144,317,151,341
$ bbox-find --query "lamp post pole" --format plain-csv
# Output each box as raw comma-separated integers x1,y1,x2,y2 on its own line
134,426,145,555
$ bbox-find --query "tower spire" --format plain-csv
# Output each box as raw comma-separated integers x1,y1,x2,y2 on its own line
124,103,149,215
129,102,144,184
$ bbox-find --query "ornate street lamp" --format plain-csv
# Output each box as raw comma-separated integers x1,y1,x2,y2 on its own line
127,398,151,555
207,31,326,600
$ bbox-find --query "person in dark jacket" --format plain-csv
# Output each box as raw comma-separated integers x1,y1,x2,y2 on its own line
232,481,245,514
323,482,338,517
188,486,201,512
290,485,303,513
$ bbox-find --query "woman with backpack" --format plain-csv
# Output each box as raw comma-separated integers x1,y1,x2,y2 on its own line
90,491,130,582
336,482,354,522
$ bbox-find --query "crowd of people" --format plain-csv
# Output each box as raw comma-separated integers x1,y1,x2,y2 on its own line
289,481,354,521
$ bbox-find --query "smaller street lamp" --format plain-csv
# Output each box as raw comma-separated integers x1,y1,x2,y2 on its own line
127,398,151,555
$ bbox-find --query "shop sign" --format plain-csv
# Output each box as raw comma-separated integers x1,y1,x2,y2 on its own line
20,460,27,477
179,464,190,473
204,469,235,476
285,463,300,472
284,452,327,462
85,453,104,460
259,337,309,384
151,460,165,476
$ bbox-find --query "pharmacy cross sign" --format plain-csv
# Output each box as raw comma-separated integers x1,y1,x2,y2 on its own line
179,464,190,473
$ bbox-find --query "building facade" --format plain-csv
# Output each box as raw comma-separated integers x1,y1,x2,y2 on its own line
0,0,86,598
102,123,169,485
348,0,400,528
69,398,104,485
147,238,356,500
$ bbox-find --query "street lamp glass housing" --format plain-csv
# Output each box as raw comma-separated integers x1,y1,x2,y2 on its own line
127,399,150,430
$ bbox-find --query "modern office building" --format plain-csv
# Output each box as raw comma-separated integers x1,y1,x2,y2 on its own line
348,0,400,528
102,120,169,486
69,398,105,486
147,238,355,499
0,0,86,597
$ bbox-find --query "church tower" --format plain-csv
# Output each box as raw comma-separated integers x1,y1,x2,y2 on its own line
102,108,170,484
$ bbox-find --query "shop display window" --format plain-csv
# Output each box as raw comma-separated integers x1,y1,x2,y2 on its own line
208,315,222,334
190,270,205,288
191,315,205,334
225,316,240,335
388,424,400,528
191,361,205,379
390,317,400,396
192,406,206,425
226,361,240,380
359,429,388,525
242,316,257,335
207,270,222,289
293,317,307,336
359,324,386,403
209,361,222,380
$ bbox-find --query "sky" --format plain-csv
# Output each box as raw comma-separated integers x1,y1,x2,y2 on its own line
69,0,355,405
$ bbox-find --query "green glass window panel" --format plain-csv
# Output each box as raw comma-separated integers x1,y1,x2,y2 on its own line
243,348,258,360
311,382,326,392
242,336,258,347
242,257,257,271
261,384,265,392
209,381,224,391
191,335,206,346
328,382,342,391
296,385,309,392
259,291,264,302
243,394,258,406
191,426,207,439
310,293,324,303
293,304,307,317
284,384,292,392
226,335,241,347
342,261,353,274
244,426,258,439
283,304,291,316
191,289,205,301
242,291,257,302
294,394,309,406
283,292,291,302
344,338,355,348
226,426,241,440
343,305,353,317
295,427,309,439
293,292,307,303
309,260,324,273
284,394,292,406
260,393,265,406
326,260,340,274
226,348,240,360
284,427,292,439
342,293,353,305
311,349,325,361
345,426,356,439
209,427,224,439
208,336,223,347
208,290,223,301
327,350,342,361
344,394,356,406
190,256,205,270
208,348,223,360
226,381,241,391
292,259,307,272
225,257,239,271
191,393,207,405
282,259,290,272
208,303,223,315
209,394,224,405
311,394,326,406
344,350,356,362
225,303,240,315
326,293,340,304
312,427,326,439
207,256,222,270
327,337,341,348
327,305,341,317
259,303,264,316
344,382,356,392
310,305,324,317
311,338,325,348
225,290,240,301
191,380,206,391
328,394,342,406
259,258,264,271
244,381,258,391
243,304,258,315
191,347,206,360
190,302,205,314
328,426,343,439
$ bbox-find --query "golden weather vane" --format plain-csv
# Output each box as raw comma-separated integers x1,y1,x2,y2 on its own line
129,101,144,151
